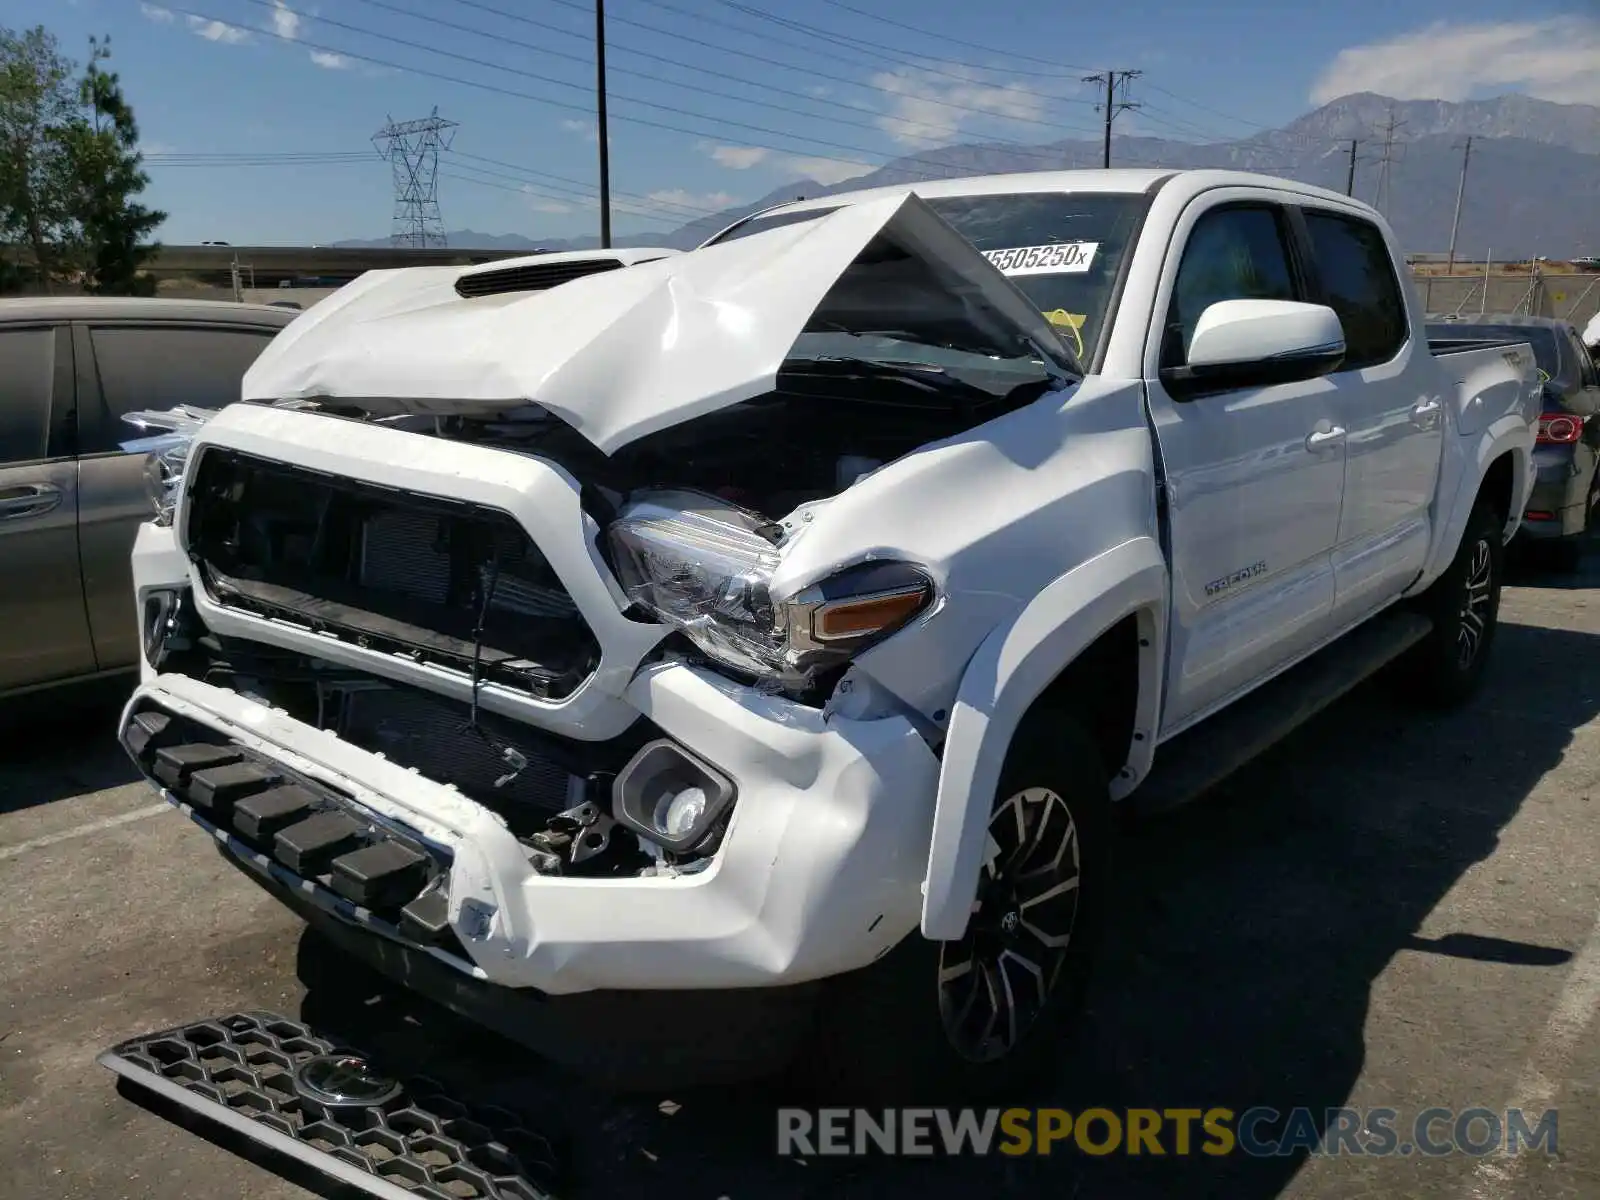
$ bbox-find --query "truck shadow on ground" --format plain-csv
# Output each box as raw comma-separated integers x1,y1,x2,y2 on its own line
0,678,138,814
270,616,1597,1200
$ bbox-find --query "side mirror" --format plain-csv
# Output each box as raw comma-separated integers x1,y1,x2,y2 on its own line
1161,299,1346,399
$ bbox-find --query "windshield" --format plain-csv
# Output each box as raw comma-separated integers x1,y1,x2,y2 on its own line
708,191,1146,366
1428,323,1565,384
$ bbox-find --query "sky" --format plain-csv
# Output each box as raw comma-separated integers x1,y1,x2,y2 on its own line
12,0,1600,244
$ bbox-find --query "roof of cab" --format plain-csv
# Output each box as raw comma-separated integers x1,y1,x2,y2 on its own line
703,167,1388,243
0,296,298,324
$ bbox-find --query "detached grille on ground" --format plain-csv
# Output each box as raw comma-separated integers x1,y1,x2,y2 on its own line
99,1011,561,1200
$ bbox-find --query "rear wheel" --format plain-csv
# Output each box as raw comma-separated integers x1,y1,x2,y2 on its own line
805,714,1111,1103
1400,500,1503,707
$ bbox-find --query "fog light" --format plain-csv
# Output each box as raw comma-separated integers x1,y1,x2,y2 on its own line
142,588,186,667
613,740,736,854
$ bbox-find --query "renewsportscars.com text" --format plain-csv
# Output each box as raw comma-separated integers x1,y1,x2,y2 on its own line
776,1107,1559,1158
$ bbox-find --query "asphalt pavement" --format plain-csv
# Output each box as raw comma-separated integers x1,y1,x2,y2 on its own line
2,551,1598,1200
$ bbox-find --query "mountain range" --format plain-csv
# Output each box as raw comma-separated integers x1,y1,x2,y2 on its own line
334,92,1600,260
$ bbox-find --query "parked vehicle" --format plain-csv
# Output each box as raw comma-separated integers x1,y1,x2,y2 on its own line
116,173,1537,1103
0,298,295,700
1428,313,1600,569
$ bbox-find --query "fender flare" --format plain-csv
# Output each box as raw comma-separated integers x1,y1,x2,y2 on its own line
920,537,1168,940
1408,415,1531,596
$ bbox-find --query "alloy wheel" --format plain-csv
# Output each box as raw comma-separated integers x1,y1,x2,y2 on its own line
1458,537,1493,669
937,787,1082,1063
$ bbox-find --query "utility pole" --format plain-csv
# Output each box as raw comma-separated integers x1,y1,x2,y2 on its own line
1345,139,1360,196
1082,69,1141,168
372,110,458,249
595,0,612,248
1445,136,1473,276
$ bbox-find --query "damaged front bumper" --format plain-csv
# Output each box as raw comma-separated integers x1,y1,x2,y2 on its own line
122,656,938,995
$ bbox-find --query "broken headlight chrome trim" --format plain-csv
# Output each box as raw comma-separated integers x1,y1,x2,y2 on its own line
120,406,221,526
605,487,934,691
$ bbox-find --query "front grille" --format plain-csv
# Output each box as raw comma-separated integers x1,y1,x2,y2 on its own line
454,257,624,299
188,449,599,701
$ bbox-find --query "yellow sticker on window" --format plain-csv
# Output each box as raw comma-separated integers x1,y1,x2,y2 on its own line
1042,309,1087,359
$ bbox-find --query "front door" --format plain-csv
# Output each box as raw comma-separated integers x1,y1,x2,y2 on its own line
0,324,95,693
1145,198,1347,735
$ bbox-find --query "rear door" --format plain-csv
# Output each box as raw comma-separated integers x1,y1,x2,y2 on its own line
1298,206,1442,622
74,320,284,671
1143,193,1348,734
0,323,96,692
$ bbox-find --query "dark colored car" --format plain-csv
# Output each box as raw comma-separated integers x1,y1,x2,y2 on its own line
1427,313,1600,569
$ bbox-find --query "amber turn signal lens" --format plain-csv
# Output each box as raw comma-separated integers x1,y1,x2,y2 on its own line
812,586,929,642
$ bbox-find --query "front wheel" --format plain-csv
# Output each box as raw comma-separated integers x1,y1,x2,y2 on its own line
1400,500,1504,707
804,714,1111,1103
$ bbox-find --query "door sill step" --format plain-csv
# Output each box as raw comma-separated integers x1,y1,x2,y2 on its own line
1128,608,1432,816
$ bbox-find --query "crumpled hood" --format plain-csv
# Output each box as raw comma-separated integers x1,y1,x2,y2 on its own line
242,193,1075,455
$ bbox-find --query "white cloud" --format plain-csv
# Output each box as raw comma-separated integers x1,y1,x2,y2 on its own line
271,1,301,41
781,156,873,185
698,143,871,186
871,63,1056,147
186,16,250,44
647,189,737,210
1311,18,1600,106
139,4,175,23
560,119,598,144
709,145,770,169
309,50,351,70
521,189,573,214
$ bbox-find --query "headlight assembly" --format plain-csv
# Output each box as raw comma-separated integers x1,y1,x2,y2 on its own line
605,488,933,690
120,406,219,526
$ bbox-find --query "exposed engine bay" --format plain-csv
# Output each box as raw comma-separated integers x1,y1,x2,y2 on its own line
284,359,1054,525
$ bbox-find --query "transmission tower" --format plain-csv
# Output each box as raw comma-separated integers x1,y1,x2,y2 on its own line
372,108,458,249
1371,104,1406,219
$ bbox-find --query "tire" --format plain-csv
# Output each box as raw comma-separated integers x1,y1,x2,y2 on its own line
1400,500,1504,708
803,712,1112,1104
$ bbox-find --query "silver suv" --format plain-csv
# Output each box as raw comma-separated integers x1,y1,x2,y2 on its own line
0,297,294,699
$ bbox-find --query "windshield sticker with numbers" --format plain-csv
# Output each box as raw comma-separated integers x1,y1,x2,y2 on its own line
982,241,1099,276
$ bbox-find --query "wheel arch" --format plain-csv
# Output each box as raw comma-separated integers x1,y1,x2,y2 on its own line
920,537,1167,941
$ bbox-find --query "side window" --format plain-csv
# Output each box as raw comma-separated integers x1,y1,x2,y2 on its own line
1302,211,1409,370
1164,206,1296,366
0,327,56,466
81,325,278,454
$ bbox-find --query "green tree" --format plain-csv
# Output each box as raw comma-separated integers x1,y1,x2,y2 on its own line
66,37,165,294
0,25,77,290
0,27,164,295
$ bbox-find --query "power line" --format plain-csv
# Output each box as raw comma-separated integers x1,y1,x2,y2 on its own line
165,2,1087,184
1372,103,1406,217
350,0,1101,147
813,0,1098,72
1083,69,1140,168
442,0,1098,136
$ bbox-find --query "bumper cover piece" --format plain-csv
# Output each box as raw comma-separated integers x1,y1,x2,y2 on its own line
99,1011,560,1200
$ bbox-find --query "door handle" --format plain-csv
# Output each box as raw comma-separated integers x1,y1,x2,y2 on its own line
1411,398,1444,428
1305,426,1346,453
0,483,63,520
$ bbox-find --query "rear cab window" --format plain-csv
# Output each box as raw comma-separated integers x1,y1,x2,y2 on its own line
1301,210,1409,369
0,326,59,466
79,323,280,455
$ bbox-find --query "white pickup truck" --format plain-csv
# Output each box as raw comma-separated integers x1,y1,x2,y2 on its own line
120,170,1539,1099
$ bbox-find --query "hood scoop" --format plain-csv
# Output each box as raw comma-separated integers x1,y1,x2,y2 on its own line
455,256,631,299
